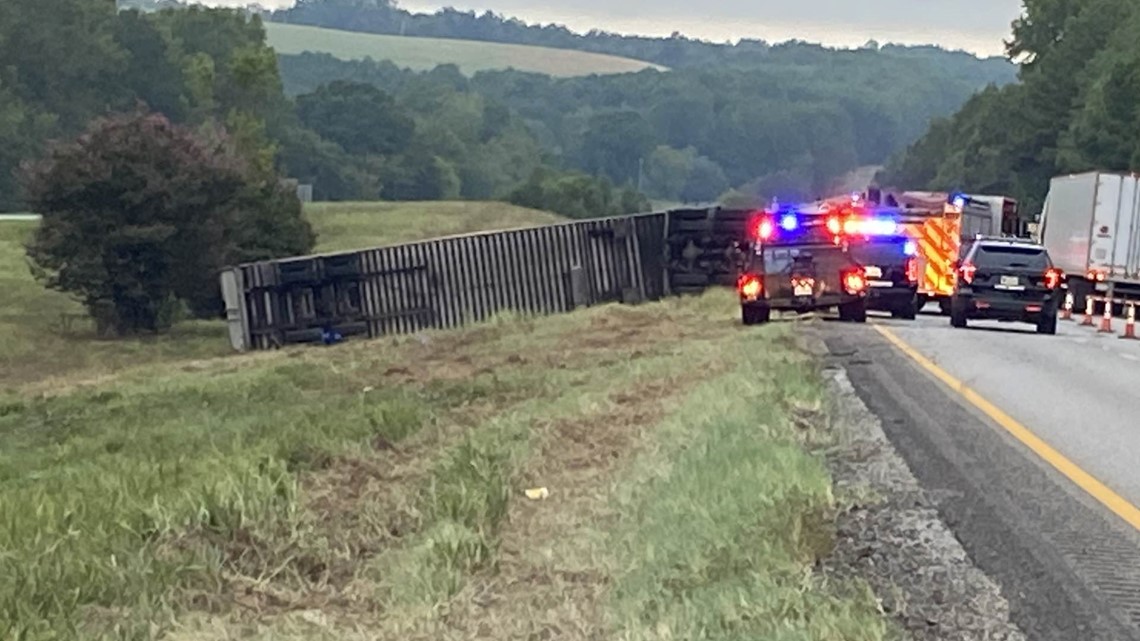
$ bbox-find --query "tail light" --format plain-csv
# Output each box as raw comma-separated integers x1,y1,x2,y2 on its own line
906,257,919,284
842,268,867,294
738,274,763,300
959,262,977,284
1087,268,1107,282
1044,268,1062,289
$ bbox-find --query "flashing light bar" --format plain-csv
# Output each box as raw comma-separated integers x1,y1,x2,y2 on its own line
751,209,903,242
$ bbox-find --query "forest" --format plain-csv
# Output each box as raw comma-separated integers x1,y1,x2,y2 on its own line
880,0,1140,217
1,0,1018,216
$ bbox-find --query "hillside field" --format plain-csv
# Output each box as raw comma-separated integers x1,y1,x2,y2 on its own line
0,201,560,390
264,22,667,76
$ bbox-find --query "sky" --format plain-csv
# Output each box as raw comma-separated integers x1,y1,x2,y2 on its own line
205,0,1025,57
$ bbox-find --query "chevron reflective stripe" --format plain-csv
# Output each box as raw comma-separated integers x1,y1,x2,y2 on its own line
922,218,960,295
898,217,960,296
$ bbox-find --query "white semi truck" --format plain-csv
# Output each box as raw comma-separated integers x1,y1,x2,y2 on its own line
1035,171,1140,310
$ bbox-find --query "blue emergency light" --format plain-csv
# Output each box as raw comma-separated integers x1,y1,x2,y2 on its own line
780,213,799,231
862,218,898,235
904,240,917,256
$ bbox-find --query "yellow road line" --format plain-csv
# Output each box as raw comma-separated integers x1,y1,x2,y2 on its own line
873,324,1140,533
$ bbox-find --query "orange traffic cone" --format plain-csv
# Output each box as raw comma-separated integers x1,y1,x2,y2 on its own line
1061,291,1074,321
1099,299,1114,333
1123,304,1138,340
1082,297,1095,326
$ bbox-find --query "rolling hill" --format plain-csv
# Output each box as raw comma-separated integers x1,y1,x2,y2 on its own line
264,23,667,77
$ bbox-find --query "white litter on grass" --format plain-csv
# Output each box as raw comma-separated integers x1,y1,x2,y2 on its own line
524,487,550,500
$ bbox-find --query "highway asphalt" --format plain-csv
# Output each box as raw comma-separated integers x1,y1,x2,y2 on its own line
821,307,1140,640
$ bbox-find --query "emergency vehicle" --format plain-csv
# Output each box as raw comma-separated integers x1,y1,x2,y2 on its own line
823,191,1025,314
735,203,913,325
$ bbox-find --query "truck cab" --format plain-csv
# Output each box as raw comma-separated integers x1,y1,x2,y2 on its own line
736,207,876,325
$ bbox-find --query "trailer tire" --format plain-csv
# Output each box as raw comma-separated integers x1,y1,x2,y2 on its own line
671,272,711,287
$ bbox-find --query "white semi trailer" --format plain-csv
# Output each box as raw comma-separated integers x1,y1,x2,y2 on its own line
1036,171,1140,310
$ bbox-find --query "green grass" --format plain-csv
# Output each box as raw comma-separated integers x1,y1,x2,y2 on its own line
0,221,229,391
306,200,563,253
0,287,891,640
0,201,561,389
608,343,888,640
265,22,667,77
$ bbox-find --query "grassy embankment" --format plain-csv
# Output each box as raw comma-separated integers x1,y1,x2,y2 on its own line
0,201,559,391
1,201,890,640
264,22,667,77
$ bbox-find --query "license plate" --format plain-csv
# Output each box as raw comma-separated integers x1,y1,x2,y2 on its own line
865,266,883,278
869,280,892,288
793,283,813,297
997,275,1024,290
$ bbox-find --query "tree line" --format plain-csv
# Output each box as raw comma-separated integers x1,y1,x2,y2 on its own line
879,0,1140,218
278,43,1016,206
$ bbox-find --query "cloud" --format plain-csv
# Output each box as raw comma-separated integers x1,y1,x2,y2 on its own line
397,0,1024,55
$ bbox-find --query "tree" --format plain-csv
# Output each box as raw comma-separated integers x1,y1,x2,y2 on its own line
577,111,656,186
22,109,312,335
508,167,649,219
296,80,415,156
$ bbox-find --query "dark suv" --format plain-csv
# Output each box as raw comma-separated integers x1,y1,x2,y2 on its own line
949,237,1063,334
846,234,920,320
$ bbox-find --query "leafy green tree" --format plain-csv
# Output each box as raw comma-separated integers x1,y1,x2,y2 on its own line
22,110,313,334
680,156,729,203
644,145,694,201
577,111,656,185
295,80,415,155
508,167,649,219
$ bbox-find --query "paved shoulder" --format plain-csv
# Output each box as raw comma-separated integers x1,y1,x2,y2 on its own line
822,321,1140,641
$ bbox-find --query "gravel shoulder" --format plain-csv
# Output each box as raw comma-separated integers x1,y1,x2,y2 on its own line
800,330,1026,641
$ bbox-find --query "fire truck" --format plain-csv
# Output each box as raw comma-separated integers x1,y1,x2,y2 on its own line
822,191,1025,314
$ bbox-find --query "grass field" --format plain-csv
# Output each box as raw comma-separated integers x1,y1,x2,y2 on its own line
265,22,667,77
306,200,563,253
0,201,560,390
0,288,889,640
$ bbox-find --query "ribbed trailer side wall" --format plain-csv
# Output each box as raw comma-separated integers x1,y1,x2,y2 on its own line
222,212,671,351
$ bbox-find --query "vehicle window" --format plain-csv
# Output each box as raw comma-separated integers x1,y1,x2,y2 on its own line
973,245,1051,270
763,247,806,274
849,240,907,265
